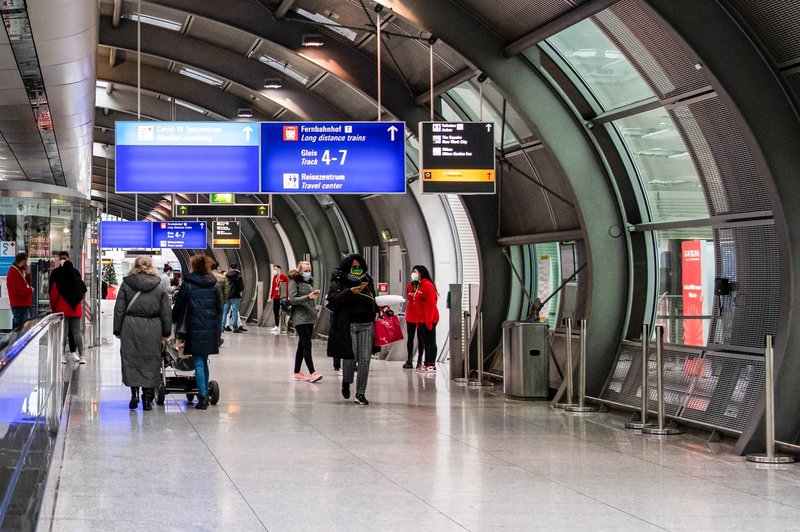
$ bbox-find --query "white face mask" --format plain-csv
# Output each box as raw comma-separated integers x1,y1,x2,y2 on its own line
411,272,419,282
59,259,66,267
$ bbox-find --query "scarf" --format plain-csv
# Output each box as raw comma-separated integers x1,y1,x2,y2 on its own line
52,260,87,310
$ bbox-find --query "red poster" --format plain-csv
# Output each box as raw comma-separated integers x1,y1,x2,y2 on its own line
682,241,704,346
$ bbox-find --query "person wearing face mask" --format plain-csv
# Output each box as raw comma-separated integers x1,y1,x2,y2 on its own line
288,261,323,382
270,265,289,333
326,254,379,405
7,252,34,330
405,265,439,372
159,264,176,295
50,258,88,364
49,251,79,360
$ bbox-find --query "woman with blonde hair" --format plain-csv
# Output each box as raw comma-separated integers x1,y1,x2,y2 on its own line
172,254,221,410
114,256,172,411
288,260,322,382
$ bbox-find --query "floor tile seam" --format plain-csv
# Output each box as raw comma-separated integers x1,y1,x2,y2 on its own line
276,403,473,531
564,426,800,510
441,431,670,531
172,395,270,532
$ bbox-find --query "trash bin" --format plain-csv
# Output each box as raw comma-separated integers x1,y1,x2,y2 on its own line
502,321,549,399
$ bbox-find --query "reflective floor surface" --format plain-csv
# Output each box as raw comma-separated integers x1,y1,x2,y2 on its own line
38,323,800,531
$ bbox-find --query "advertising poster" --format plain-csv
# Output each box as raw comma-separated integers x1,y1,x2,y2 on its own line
681,240,704,346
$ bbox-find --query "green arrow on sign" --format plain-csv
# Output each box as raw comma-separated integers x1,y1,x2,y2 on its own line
210,193,235,204
258,205,267,215
179,205,188,215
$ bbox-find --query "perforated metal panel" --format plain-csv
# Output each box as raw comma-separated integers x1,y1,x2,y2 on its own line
726,0,800,64
453,0,588,42
309,74,375,120
710,225,781,349
594,1,709,100
671,97,770,216
680,352,764,433
601,342,764,432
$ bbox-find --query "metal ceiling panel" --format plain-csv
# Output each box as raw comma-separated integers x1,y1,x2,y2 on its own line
0,89,33,105
293,0,375,43
188,16,256,56
309,73,375,120
453,0,590,42
253,40,323,83
0,44,18,69
726,0,800,65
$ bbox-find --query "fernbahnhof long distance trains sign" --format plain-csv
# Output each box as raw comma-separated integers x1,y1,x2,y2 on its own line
115,121,406,195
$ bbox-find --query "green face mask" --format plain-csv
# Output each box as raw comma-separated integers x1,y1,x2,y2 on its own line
351,267,364,276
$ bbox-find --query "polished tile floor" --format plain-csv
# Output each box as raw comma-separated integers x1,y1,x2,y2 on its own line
40,324,800,531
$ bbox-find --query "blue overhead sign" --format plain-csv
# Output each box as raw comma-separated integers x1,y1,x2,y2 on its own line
100,221,208,249
260,122,406,194
115,122,260,193
100,221,152,249
152,221,207,249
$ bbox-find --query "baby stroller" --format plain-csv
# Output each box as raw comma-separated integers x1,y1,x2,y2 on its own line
156,337,220,406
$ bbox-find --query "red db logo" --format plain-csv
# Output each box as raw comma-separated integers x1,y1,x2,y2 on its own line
283,126,299,141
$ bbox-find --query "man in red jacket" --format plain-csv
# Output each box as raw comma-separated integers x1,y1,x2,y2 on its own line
7,252,34,330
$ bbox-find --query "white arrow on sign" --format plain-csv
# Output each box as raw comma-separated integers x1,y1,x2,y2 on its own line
243,126,254,142
200,223,206,230
387,125,398,141
486,124,493,133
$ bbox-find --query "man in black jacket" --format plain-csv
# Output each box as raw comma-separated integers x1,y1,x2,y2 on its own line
223,264,247,333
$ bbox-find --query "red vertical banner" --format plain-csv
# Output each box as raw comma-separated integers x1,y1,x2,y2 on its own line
682,240,704,346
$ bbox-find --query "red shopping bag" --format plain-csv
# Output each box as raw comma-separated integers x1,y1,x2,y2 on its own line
374,307,404,346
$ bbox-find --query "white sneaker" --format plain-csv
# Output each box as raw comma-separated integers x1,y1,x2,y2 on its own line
271,326,280,332
78,356,86,365
71,352,80,362
61,353,67,364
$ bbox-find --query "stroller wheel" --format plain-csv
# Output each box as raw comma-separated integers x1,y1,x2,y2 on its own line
186,393,195,403
209,381,220,405
156,385,166,406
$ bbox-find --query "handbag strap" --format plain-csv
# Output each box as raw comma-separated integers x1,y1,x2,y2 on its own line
126,290,143,315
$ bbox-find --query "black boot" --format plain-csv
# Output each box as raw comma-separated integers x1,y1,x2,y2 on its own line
402,360,413,369
142,388,154,411
129,387,140,410
195,396,208,410
341,382,351,399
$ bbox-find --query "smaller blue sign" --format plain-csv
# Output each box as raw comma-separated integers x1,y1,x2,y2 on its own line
100,221,152,249
151,221,207,249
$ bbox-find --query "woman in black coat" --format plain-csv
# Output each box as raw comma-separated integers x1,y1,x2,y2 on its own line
326,253,378,405
172,254,221,410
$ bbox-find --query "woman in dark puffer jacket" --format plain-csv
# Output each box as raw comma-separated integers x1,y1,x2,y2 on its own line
172,254,221,410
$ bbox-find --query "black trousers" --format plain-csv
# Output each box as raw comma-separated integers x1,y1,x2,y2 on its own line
293,324,315,374
272,298,281,326
406,322,422,366
417,323,438,366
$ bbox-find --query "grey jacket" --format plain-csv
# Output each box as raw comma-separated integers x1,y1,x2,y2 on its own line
113,273,171,388
288,272,318,326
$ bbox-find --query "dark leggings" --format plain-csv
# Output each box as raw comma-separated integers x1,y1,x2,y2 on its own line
418,323,438,366
406,322,422,366
294,324,316,374
272,298,282,326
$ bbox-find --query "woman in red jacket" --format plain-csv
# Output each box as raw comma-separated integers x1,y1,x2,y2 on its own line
404,265,439,372
50,260,88,364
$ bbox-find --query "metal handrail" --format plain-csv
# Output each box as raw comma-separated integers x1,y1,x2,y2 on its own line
0,313,64,378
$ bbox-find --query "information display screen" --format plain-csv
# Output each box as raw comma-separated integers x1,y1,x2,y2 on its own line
152,222,207,249
100,221,152,249
260,122,406,194
115,122,260,193
419,121,496,194
212,221,241,249
99,221,207,249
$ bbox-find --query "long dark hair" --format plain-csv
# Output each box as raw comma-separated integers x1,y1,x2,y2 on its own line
412,265,433,283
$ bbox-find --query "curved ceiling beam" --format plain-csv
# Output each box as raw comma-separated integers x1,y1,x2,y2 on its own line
95,87,206,121
99,16,344,120
134,0,431,123
384,0,628,392
97,59,272,120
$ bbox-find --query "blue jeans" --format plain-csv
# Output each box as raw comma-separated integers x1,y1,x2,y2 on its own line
11,306,33,330
193,354,210,397
221,298,241,330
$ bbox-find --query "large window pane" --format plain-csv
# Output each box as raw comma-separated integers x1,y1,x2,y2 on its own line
547,19,654,110
654,228,714,347
613,108,709,221
448,83,519,149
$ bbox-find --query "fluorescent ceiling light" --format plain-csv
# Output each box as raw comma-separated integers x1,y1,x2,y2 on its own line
264,78,282,89
175,100,206,113
258,54,309,84
294,8,357,41
302,34,324,47
178,67,223,87
126,13,183,32
237,108,254,118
